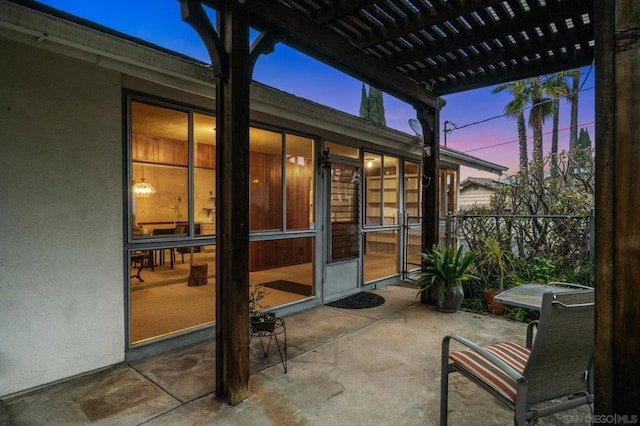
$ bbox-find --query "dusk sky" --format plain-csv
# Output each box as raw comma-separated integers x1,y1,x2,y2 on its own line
35,0,596,179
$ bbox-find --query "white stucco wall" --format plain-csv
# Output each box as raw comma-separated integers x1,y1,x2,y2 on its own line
0,38,124,396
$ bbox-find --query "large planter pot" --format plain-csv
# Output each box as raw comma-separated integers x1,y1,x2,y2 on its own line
430,286,464,313
484,290,505,315
420,288,434,305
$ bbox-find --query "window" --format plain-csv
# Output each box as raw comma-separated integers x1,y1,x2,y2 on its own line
126,98,317,346
127,99,217,345
130,101,216,238
131,102,189,235
286,133,315,230
439,168,457,216
404,161,421,218
249,128,315,232
364,153,398,226
363,230,399,282
250,128,283,231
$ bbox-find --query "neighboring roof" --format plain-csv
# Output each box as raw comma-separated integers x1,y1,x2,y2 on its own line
459,177,505,190
0,0,507,174
439,149,508,175
203,0,595,107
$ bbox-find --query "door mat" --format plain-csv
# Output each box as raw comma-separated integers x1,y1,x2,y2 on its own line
262,280,313,296
326,292,385,309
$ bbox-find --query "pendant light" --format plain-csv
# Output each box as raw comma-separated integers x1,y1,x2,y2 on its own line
132,166,156,197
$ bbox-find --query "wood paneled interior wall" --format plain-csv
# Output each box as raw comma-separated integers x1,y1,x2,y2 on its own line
249,238,313,271
132,136,313,270
132,133,216,169
132,133,187,165
286,161,313,230
250,152,283,230
196,143,216,169
249,151,314,270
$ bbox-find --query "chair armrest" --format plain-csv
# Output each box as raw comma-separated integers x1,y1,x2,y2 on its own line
526,321,539,349
442,334,525,382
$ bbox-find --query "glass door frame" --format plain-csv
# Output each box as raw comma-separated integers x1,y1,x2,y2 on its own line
322,152,363,302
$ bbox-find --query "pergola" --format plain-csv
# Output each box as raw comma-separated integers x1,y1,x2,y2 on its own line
178,0,638,415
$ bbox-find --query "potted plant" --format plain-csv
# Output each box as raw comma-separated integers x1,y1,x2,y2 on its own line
249,282,276,331
416,245,477,313
474,238,514,314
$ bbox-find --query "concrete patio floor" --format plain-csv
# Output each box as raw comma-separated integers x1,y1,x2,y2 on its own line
2,284,591,425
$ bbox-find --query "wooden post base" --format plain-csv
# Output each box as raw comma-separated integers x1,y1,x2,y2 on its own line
188,263,208,286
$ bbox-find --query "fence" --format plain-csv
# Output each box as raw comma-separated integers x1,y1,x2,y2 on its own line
404,212,594,286
447,212,594,286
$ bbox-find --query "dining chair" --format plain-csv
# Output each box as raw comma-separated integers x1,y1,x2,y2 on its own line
440,290,594,425
174,224,202,263
151,228,176,268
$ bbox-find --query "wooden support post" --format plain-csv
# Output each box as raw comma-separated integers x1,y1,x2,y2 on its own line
215,2,251,405
181,0,250,404
594,0,640,415
418,104,441,252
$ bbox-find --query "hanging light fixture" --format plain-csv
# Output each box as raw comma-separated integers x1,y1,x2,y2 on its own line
366,157,374,168
132,166,155,198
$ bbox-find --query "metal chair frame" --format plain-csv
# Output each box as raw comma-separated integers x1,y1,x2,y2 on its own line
441,290,594,425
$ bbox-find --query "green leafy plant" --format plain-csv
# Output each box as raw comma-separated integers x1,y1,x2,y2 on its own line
515,256,557,284
505,306,532,323
474,238,515,293
416,245,478,296
249,282,271,322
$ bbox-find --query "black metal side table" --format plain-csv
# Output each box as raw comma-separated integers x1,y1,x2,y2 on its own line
250,317,287,373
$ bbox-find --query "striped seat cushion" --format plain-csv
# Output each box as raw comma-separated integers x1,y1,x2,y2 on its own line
449,342,530,403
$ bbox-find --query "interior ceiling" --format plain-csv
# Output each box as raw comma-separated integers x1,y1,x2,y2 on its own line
203,0,594,108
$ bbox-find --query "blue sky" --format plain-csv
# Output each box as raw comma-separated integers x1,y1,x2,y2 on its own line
34,0,595,179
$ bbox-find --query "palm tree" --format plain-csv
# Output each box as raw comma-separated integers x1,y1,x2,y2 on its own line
526,77,554,177
492,80,529,172
546,71,574,175
569,69,581,150
494,73,574,177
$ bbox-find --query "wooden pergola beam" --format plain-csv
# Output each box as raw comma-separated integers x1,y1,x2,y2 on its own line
216,0,440,109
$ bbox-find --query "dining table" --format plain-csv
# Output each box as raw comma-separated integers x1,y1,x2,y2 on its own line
494,282,594,311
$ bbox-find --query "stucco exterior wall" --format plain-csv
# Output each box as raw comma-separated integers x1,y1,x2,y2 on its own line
0,38,124,396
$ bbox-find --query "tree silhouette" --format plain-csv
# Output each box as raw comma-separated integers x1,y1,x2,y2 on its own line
359,84,386,126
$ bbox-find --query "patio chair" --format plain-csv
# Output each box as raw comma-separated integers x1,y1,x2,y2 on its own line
440,290,594,425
